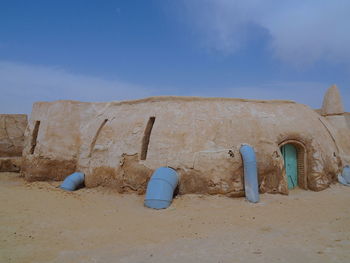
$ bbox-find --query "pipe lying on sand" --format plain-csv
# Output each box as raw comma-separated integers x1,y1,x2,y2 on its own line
60,172,85,191
144,167,179,209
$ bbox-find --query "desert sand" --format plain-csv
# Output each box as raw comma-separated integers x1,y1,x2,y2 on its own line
1,172,349,263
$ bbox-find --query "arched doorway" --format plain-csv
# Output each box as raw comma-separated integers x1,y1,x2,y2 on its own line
279,140,308,190
280,144,298,189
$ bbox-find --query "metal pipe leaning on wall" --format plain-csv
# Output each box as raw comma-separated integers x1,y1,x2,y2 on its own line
60,172,85,191
144,167,179,209
240,144,260,203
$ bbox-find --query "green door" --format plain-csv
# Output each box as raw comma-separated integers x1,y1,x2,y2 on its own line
281,144,298,189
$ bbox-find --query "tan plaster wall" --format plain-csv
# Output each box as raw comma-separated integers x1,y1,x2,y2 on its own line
21,101,98,181
0,114,27,172
323,115,350,163
22,97,348,196
344,113,350,129
321,85,344,115
0,114,27,157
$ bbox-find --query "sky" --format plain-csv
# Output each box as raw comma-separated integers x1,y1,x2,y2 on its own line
0,0,349,114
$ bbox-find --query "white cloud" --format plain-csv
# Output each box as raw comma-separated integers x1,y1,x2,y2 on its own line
0,61,157,114
180,0,350,66
0,61,348,115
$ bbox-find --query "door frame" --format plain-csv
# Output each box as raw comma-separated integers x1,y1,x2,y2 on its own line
279,139,308,190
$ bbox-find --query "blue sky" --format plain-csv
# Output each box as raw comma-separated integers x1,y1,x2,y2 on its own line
1,0,349,114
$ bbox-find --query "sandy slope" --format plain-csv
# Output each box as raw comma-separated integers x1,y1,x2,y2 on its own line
0,172,349,263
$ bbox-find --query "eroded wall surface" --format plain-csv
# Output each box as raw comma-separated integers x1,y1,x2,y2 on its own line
22,97,349,196
0,114,28,172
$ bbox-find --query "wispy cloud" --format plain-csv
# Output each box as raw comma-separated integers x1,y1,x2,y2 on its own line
0,61,348,114
179,0,350,66
0,61,157,114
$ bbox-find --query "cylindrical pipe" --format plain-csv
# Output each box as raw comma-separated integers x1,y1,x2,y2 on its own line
342,165,350,183
240,144,259,203
144,167,179,209
60,172,85,191
338,165,350,186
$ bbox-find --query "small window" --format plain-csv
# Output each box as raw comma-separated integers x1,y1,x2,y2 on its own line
30,121,40,154
141,117,156,160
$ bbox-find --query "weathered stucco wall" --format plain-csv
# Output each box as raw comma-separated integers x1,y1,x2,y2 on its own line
321,85,344,116
320,85,350,165
21,101,93,180
21,95,349,196
344,113,350,129
0,114,28,172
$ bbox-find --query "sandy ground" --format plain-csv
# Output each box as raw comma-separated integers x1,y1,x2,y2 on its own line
0,172,349,263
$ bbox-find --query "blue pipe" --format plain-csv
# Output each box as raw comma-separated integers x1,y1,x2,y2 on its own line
240,144,259,203
338,165,350,186
60,172,85,191
342,165,350,183
144,167,179,209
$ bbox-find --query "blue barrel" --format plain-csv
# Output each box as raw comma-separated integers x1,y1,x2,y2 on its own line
342,165,350,184
240,144,259,203
60,172,85,191
144,167,179,209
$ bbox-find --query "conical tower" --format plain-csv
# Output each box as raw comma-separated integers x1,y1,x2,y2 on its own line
321,85,344,116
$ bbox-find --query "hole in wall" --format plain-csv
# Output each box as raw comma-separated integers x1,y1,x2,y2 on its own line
140,117,156,160
30,121,40,154
173,184,180,198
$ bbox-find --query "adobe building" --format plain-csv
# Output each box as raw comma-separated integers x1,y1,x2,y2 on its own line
0,114,28,172
21,85,350,196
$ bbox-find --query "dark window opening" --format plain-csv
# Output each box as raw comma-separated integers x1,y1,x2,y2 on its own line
141,117,156,160
30,121,40,154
